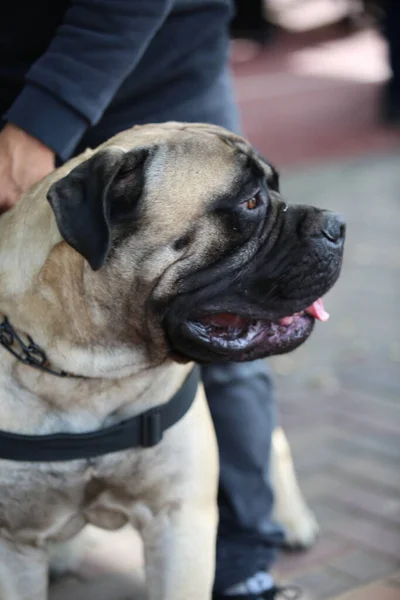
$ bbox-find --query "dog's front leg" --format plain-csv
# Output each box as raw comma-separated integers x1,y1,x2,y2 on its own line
141,388,219,600
142,500,218,600
0,539,48,600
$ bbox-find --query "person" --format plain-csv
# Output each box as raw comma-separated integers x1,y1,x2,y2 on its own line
0,2,304,599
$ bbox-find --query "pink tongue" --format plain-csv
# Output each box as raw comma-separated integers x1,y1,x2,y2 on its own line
305,298,330,322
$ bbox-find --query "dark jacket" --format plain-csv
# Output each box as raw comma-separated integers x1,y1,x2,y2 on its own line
0,0,233,160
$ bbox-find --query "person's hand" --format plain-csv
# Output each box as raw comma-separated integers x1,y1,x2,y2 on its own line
0,123,55,214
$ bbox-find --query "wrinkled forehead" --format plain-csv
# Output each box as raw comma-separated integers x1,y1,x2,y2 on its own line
142,131,266,221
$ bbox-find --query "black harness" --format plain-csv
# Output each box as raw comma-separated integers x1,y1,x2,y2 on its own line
0,317,199,462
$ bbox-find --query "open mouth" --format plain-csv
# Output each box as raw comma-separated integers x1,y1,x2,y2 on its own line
182,298,329,360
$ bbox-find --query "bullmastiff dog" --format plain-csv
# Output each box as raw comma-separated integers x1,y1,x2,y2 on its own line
0,122,344,600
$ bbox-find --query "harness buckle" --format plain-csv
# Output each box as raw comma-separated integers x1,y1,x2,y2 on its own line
140,409,163,447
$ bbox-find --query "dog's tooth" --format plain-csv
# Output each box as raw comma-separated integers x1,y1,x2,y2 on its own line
279,316,294,326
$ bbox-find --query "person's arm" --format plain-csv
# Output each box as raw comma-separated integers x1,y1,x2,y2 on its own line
0,124,56,213
5,0,173,162
0,0,172,212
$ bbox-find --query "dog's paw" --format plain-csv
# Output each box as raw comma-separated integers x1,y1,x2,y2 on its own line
280,506,320,550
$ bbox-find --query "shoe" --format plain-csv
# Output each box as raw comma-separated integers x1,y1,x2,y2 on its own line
213,584,309,599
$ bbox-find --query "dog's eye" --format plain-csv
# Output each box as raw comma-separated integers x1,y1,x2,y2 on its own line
241,192,265,211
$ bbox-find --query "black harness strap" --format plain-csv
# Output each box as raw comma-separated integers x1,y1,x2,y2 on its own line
0,366,199,462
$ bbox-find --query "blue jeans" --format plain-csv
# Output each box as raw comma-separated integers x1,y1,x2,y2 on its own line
77,67,284,591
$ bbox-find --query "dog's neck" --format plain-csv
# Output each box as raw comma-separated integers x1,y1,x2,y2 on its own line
0,180,191,436
0,314,191,436
0,184,152,380
0,151,193,436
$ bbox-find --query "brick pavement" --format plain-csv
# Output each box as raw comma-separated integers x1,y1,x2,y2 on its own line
268,154,400,598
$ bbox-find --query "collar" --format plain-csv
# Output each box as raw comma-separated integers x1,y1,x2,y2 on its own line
0,317,75,378
0,366,199,462
0,316,199,462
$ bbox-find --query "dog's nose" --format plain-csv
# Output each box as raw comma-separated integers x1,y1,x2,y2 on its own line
320,211,345,244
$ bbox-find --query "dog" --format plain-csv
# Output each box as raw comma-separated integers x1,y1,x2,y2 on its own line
0,122,344,600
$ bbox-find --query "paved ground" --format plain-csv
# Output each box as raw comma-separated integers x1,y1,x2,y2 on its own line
51,12,400,600
270,153,400,599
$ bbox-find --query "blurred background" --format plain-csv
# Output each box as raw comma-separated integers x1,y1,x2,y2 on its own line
50,2,400,599
231,1,400,598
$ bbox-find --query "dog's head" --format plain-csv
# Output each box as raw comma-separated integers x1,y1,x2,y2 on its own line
47,123,345,365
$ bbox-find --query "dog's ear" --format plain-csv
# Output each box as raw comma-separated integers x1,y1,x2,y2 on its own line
268,165,280,193
47,147,149,271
